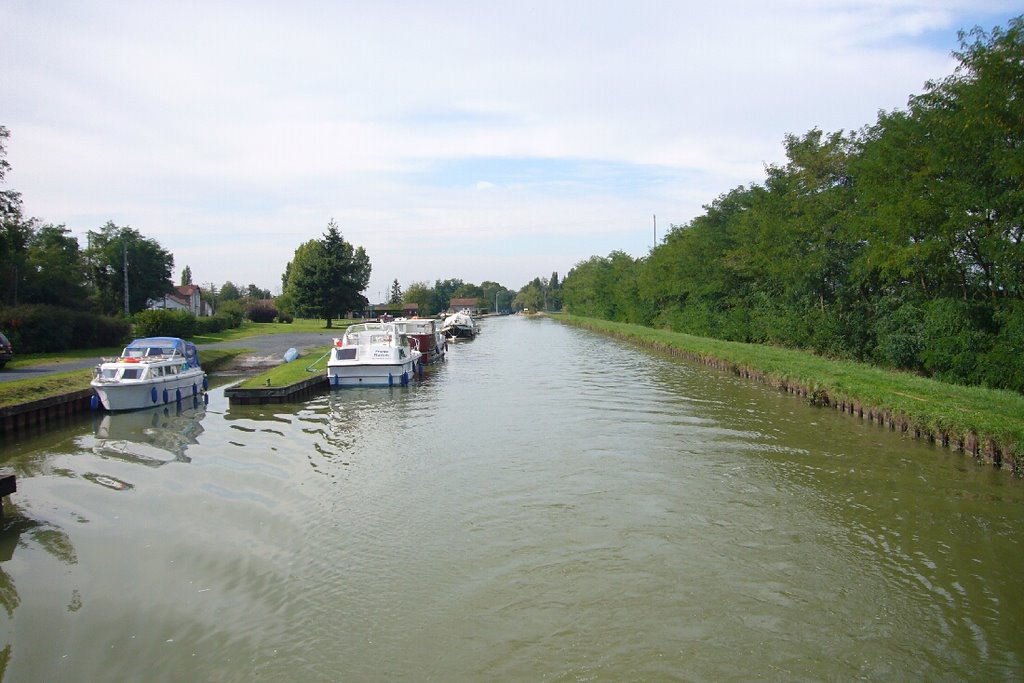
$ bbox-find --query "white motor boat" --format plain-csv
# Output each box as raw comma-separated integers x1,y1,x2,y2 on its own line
327,322,423,387
91,337,207,412
394,317,447,364
442,310,477,339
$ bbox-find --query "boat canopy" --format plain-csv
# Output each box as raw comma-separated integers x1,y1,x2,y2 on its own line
122,337,201,368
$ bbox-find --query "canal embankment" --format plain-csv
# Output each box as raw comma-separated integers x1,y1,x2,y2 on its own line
556,314,1024,475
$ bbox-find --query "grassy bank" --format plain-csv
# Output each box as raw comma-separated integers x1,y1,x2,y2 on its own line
0,349,246,409
558,314,1024,474
234,348,332,389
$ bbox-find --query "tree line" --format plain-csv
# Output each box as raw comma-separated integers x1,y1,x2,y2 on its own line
562,17,1024,393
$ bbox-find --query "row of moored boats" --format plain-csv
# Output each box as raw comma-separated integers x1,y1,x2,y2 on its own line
89,310,480,411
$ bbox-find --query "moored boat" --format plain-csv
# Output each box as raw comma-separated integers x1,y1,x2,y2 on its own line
91,337,207,412
327,322,423,387
394,317,447,364
441,310,477,339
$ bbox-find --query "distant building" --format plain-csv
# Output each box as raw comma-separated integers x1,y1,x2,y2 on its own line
148,284,213,316
449,297,481,315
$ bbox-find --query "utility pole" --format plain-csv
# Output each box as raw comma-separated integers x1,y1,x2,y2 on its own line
653,214,657,249
123,241,129,316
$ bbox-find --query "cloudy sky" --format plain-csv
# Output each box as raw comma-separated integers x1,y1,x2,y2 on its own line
3,2,1018,302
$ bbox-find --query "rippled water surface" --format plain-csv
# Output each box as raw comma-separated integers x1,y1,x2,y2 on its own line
1,316,1022,681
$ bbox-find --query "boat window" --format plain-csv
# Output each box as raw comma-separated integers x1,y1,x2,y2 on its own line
121,368,141,380
336,348,357,360
100,368,118,379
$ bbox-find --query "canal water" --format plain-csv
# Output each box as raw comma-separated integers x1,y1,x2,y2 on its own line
1,316,1022,681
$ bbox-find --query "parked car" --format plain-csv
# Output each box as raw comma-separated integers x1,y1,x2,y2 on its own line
0,331,13,368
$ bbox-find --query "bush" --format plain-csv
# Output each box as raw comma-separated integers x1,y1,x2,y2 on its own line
920,298,993,385
132,309,197,338
0,305,130,353
70,310,131,348
981,301,1024,393
247,303,279,323
872,298,925,371
216,301,245,328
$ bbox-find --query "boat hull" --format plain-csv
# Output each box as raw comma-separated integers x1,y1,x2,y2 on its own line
408,333,446,363
92,369,207,412
327,359,420,388
444,325,475,339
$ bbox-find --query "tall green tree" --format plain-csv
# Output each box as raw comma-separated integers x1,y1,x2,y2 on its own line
402,280,434,314
219,281,240,301
245,284,271,300
283,219,371,327
388,279,403,304
180,265,192,285
0,125,33,306
431,278,464,313
84,221,174,315
23,223,89,307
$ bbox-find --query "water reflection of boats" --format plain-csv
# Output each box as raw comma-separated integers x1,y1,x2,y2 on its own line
92,399,207,465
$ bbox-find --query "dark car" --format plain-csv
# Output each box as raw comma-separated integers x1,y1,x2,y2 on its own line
0,331,12,369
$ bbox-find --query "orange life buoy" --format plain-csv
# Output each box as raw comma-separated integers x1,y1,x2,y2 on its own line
122,357,140,363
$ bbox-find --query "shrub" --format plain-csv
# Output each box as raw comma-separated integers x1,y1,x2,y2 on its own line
0,305,130,353
132,309,197,338
872,298,925,371
920,298,993,385
216,301,245,328
247,303,279,323
981,301,1024,393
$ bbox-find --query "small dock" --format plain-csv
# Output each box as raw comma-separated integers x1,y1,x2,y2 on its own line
224,375,329,405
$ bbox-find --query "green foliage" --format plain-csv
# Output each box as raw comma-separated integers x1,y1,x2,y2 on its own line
219,281,241,301
402,281,434,314
561,15,1024,393
982,301,1024,391
84,221,174,315
246,302,279,323
388,279,403,305
0,304,129,353
132,309,197,338
212,301,245,329
282,219,371,327
22,224,89,307
431,278,464,313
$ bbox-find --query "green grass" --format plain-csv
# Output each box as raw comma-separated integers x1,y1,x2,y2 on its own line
189,317,349,344
235,347,333,389
557,314,1024,468
0,349,246,409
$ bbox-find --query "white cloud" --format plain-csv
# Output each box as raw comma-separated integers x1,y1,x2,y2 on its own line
2,0,1019,298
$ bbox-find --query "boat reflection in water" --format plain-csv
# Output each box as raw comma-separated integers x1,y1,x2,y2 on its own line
92,396,207,466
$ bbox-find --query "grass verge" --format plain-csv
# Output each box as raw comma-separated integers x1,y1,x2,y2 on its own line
557,314,1024,473
0,349,246,409
235,348,332,389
